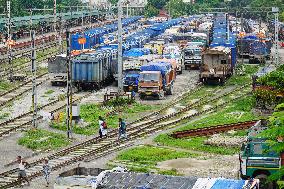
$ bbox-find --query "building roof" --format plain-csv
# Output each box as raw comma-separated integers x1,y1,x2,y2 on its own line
99,172,198,189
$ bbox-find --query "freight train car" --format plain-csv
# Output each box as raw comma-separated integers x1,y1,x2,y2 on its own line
200,46,232,84
200,13,236,84
72,49,117,90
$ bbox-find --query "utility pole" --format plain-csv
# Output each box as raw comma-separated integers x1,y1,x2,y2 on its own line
66,27,72,138
272,7,279,65
58,12,63,53
117,0,123,94
53,0,57,32
241,13,244,65
6,0,13,82
31,30,37,128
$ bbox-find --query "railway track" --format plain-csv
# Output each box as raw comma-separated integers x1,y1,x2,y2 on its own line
0,73,49,108
0,41,58,62
170,120,258,138
0,92,91,141
0,84,252,188
0,49,59,78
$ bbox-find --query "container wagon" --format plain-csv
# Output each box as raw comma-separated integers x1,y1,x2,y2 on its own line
200,46,232,84
72,49,116,90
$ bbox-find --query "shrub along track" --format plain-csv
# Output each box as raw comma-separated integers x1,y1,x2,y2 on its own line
0,84,252,188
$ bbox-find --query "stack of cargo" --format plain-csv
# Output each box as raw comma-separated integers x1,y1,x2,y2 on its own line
71,16,142,50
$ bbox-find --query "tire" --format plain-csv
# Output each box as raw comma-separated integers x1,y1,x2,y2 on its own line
255,174,274,189
158,92,164,100
168,85,173,95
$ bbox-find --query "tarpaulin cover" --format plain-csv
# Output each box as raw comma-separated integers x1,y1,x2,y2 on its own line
243,35,258,40
140,62,172,76
210,179,246,189
192,178,217,189
123,48,151,57
249,41,267,55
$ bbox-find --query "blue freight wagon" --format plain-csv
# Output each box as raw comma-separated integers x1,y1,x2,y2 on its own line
72,49,117,90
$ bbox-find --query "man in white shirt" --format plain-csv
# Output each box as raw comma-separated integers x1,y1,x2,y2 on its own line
17,156,30,186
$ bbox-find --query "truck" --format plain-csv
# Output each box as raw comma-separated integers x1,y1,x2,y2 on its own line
48,54,67,86
239,120,283,189
122,58,142,92
138,61,176,100
163,45,183,74
183,45,202,70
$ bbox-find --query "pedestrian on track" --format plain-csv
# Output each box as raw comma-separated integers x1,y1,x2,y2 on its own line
118,118,127,139
17,156,30,187
42,159,50,187
98,116,108,138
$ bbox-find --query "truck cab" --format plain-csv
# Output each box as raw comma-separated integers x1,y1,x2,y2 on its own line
240,139,280,189
183,46,202,70
123,72,140,92
138,71,164,99
239,120,283,189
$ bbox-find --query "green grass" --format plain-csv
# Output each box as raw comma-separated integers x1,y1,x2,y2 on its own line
226,64,259,86
18,129,70,151
154,134,239,155
45,89,54,95
51,102,159,135
157,169,182,176
178,95,259,132
0,80,16,91
117,145,198,166
0,112,10,119
154,96,260,155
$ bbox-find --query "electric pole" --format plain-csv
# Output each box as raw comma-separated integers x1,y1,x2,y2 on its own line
6,0,13,82
241,13,244,65
66,27,72,139
31,30,37,128
117,0,123,94
53,0,57,32
272,7,279,65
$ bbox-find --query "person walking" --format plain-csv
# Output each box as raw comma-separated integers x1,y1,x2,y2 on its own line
17,156,30,186
42,159,50,187
118,118,127,139
98,116,107,138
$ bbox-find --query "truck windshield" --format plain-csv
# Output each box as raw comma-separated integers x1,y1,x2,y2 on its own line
185,49,201,56
139,73,159,82
125,77,137,81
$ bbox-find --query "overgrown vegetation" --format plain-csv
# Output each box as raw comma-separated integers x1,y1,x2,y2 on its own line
18,129,69,151
259,103,284,181
254,65,284,107
226,64,259,86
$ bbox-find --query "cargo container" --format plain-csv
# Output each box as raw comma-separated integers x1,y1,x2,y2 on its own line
72,50,114,90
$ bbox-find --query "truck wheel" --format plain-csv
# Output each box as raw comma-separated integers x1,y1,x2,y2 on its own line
168,85,173,95
255,174,274,189
140,94,145,100
158,92,164,100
